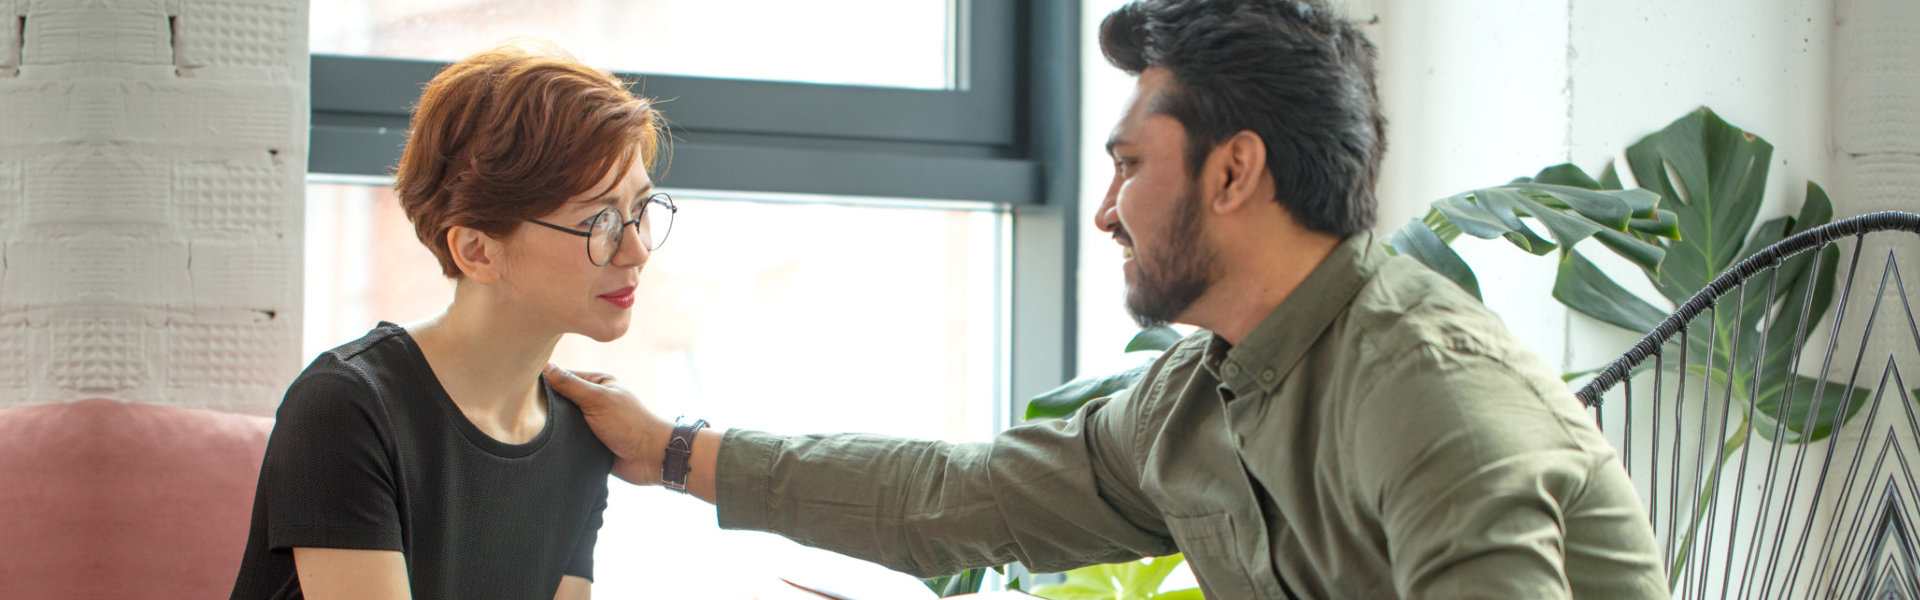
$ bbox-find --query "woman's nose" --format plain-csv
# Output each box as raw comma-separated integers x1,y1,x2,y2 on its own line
608,221,649,268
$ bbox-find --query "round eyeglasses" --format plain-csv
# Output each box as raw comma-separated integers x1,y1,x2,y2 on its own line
527,192,677,266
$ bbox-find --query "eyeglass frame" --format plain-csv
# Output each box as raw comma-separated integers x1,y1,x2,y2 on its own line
526,192,677,266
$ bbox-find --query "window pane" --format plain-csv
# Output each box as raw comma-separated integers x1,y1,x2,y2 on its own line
311,0,956,89
304,182,1004,595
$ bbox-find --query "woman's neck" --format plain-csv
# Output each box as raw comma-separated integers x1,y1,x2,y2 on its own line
404,283,561,444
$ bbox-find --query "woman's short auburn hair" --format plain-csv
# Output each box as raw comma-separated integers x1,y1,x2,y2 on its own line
394,39,664,278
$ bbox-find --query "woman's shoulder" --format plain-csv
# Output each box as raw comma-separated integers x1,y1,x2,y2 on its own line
277,323,419,423
311,321,414,365
539,390,615,462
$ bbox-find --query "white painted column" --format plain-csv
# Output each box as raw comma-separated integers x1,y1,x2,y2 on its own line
0,0,307,414
1361,0,1578,371
1801,0,1920,595
1833,0,1920,217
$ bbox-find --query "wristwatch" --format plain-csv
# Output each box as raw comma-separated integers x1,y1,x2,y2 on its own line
661,417,709,491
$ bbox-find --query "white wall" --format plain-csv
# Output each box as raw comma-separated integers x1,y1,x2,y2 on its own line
0,0,307,414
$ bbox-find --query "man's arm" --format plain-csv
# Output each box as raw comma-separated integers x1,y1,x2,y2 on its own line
1356,351,1662,599
292,548,410,600
543,364,1176,576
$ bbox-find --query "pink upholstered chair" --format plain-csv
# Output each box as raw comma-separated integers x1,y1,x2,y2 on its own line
0,399,272,600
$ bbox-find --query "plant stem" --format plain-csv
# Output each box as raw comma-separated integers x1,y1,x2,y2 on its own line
1667,416,1750,590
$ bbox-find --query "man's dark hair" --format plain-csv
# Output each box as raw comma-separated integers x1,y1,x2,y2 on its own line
1100,0,1385,236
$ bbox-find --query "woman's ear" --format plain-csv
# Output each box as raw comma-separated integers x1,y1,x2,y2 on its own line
447,225,505,284
1208,130,1270,214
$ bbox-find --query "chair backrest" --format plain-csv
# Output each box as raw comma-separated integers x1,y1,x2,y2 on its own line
1576,211,1920,600
0,399,272,600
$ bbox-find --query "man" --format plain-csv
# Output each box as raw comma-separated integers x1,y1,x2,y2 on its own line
545,0,1667,597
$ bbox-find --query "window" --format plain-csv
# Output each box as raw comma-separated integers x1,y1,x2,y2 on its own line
304,1,1079,592
304,182,1003,596
312,0,958,89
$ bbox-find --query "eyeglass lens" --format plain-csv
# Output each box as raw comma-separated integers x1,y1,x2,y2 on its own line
584,196,673,265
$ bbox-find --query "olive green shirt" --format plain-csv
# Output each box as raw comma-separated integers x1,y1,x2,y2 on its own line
715,233,1667,599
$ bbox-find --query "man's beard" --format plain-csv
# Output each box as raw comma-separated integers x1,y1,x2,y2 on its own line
1124,185,1217,328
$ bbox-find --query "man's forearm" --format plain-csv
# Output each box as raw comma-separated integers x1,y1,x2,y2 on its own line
684,427,722,503
710,431,1021,577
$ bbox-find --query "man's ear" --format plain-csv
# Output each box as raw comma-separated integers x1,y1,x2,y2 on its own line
1206,130,1270,214
447,225,505,285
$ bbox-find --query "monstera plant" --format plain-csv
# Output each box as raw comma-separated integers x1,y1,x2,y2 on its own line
1391,107,1864,438
1393,108,1868,585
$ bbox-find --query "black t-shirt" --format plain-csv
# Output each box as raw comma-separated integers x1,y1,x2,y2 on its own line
230,323,615,600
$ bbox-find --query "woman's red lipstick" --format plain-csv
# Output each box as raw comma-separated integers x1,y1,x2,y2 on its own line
599,286,635,308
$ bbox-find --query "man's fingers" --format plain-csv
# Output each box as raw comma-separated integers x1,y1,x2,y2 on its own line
543,363,610,393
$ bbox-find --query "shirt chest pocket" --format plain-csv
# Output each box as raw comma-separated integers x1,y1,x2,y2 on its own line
1166,512,1264,599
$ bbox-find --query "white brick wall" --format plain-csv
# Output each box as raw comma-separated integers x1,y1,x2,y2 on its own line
0,0,306,414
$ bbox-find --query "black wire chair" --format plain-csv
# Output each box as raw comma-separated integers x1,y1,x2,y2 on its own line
1576,211,1920,600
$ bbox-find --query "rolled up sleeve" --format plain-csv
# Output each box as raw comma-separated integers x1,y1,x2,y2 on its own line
714,394,1175,576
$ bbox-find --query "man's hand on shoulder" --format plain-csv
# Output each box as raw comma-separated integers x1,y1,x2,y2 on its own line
543,363,670,486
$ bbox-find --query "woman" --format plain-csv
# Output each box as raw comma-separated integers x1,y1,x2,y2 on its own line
230,40,669,600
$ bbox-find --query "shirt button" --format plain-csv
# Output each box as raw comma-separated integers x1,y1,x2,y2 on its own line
1260,369,1276,382
1224,363,1241,378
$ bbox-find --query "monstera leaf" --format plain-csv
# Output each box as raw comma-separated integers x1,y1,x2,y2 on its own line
1025,327,1181,421
1390,164,1678,301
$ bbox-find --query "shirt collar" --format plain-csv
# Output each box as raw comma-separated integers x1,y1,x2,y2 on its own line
1207,231,1383,396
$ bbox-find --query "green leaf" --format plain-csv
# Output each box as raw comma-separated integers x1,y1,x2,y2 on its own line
1125,326,1185,353
1599,161,1625,191
1751,245,1840,405
1029,556,1197,600
1512,192,1607,252
1627,210,1682,239
1750,374,1871,444
1593,228,1668,271
1511,183,1634,230
924,567,989,596
1467,188,1557,254
1797,182,1835,230
1555,251,1669,334
1625,107,1776,306
1390,219,1482,299
1421,207,1463,242
1119,554,1184,593
1025,363,1151,421
1617,188,1662,220
1435,193,1524,241
1562,366,1605,382
1737,187,1838,407
1531,163,1603,190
